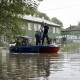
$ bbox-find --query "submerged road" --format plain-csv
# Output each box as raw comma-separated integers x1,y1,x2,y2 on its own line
0,49,80,80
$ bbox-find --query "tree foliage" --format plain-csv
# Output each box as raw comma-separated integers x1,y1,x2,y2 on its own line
51,17,63,27
0,0,40,42
37,0,43,1
35,11,50,21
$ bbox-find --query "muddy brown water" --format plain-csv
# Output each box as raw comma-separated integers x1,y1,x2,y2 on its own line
0,49,80,80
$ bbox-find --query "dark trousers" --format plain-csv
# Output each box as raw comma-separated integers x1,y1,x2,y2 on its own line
42,34,50,45
36,39,41,45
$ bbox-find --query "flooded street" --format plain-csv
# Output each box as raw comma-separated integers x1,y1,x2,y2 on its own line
0,49,80,80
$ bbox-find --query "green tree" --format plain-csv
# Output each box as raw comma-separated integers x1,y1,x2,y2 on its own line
51,17,63,26
35,11,50,21
0,0,40,42
38,0,43,1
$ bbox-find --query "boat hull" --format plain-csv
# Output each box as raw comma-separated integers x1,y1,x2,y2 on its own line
9,45,60,53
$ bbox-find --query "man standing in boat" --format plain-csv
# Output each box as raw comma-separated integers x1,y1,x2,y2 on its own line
42,23,50,45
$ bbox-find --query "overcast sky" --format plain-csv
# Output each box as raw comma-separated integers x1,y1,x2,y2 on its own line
38,0,80,28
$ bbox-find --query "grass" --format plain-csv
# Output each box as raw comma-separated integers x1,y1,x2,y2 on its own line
61,42,80,52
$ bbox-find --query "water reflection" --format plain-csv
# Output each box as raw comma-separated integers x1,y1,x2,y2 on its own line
0,49,60,80
1,50,80,80
9,53,59,80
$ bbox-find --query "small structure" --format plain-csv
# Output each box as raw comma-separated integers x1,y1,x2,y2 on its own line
61,23,80,42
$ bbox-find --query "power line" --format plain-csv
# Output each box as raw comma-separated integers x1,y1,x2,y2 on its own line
39,3,80,11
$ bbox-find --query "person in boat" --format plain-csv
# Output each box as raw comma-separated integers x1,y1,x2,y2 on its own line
35,30,41,45
42,23,50,45
21,37,29,46
22,38,26,46
15,38,21,46
48,38,52,45
53,38,56,43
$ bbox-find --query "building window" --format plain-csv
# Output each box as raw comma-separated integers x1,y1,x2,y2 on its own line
38,24,41,31
34,24,37,31
34,38,36,42
1,36,6,43
53,27,56,33
56,28,60,34
28,23,31,30
21,25,25,30
29,38,32,43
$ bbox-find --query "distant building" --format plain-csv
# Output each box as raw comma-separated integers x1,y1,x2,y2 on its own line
61,23,80,42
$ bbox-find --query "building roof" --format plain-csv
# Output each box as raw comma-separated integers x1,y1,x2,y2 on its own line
23,15,61,27
62,25,80,31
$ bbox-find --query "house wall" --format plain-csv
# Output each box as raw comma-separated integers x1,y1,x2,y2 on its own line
62,30,80,36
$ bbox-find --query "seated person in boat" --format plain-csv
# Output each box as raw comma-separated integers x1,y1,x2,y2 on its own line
15,37,27,46
48,38,52,45
15,38,21,46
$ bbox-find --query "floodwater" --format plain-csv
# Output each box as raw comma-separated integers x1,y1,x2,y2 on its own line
0,49,80,80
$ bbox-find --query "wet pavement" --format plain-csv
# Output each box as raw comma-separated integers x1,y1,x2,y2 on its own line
0,49,80,80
